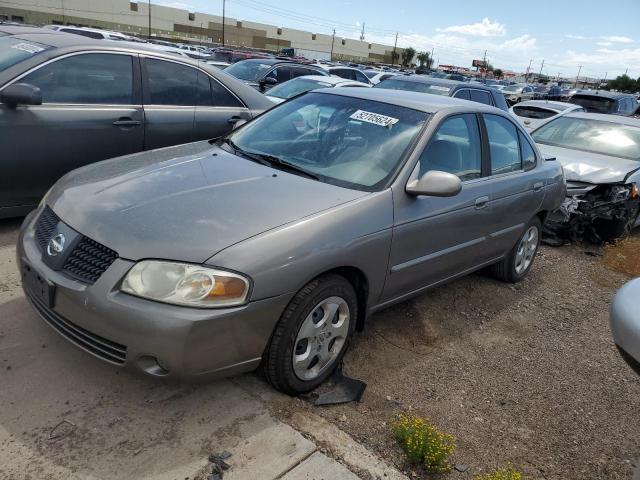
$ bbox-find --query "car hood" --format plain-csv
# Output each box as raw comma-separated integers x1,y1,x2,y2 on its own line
536,144,640,184
47,141,367,263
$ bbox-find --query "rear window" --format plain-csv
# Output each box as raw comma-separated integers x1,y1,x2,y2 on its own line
569,95,615,114
375,78,451,95
513,106,557,119
0,37,51,71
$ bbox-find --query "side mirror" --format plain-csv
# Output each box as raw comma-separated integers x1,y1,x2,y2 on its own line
406,170,462,197
0,83,42,108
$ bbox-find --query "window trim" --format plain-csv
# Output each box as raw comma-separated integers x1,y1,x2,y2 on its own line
1,50,142,106
140,54,246,108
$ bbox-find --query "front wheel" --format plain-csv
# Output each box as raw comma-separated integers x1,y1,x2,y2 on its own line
491,217,542,283
263,274,357,395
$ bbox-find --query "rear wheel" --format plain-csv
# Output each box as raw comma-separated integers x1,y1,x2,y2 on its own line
263,274,357,395
491,217,542,283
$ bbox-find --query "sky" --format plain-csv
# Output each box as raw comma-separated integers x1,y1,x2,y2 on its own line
154,0,640,79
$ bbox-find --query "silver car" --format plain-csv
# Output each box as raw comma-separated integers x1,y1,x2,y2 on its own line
509,100,584,131
503,84,535,105
611,278,640,375
18,89,565,394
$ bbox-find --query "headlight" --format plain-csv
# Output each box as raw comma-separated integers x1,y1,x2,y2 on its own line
121,261,250,308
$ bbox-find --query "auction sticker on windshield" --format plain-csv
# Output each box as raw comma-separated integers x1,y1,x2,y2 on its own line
349,110,399,127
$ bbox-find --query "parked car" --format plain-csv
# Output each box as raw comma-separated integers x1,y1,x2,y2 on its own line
363,69,398,85
531,113,640,243
546,85,563,101
265,75,370,104
532,85,549,100
509,100,585,131
611,278,640,375
18,88,564,393
225,58,327,92
44,25,140,42
322,66,373,86
0,25,273,218
375,76,509,111
502,84,535,104
568,91,638,116
205,60,230,69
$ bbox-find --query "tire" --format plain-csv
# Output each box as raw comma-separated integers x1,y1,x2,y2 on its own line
491,217,542,283
263,274,357,395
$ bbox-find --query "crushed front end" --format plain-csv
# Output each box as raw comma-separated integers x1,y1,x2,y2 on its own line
543,181,640,245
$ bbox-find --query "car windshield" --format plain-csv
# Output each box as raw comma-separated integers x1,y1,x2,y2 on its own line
532,117,640,160
0,37,52,71
267,77,335,99
227,92,428,190
224,60,274,81
375,78,451,95
503,85,522,93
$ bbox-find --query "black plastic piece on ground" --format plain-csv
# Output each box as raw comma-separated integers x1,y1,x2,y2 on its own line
302,362,367,406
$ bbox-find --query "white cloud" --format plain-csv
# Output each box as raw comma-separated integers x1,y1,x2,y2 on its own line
597,42,612,47
600,35,633,43
436,18,506,37
559,47,640,77
565,34,589,40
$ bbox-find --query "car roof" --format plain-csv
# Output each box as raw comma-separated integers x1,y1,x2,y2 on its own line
385,75,494,91
514,100,578,110
572,90,636,100
236,58,311,66
314,87,503,114
562,111,640,126
287,75,357,85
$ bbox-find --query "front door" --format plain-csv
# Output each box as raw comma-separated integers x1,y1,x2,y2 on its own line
382,113,493,302
0,52,143,210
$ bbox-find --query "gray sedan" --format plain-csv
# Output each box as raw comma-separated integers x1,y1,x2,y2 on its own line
18,89,565,394
611,278,640,375
0,25,272,218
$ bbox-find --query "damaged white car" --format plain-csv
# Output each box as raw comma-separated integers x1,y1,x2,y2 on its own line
531,113,640,243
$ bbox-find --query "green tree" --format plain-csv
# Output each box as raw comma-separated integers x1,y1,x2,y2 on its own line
493,68,503,79
401,47,416,67
416,51,433,70
609,74,638,92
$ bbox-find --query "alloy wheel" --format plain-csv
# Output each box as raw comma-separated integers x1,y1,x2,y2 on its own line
515,225,539,275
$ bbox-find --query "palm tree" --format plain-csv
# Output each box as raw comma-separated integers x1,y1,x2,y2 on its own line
401,47,416,67
493,68,503,79
416,51,433,70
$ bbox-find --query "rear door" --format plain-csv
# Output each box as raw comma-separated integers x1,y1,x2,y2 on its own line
193,70,251,141
481,114,544,257
0,51,143,209
141,57,198,149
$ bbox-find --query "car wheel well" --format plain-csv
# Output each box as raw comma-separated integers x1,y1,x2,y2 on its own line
536,210,549,224
316,267,369,331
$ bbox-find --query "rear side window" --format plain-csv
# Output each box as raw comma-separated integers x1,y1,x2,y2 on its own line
519,131,537,170
354,70,370,84
469,89,492,105
484,114,521,175
21,53,133,104
146,58,197,105
196,70,243,107
453,89,470,100
419,114,482,181
332,69,356,81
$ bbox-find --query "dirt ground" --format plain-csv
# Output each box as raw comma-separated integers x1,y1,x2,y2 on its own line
273,235,640,480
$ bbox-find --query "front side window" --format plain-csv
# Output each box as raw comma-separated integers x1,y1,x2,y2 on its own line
146,58,197,105
453,89,470,100
354,70,370,84
484,114,521,175
227,92,428,190
469,89,492,105
419,114,482,181
21,53,133,104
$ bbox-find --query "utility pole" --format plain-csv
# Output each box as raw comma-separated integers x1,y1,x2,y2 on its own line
359,23,365,41
525,59,532,83
430,47,434,70
330,29,335,61
148,0,151,39
574,65,582,87
391,32,398,67
538,59,544,82
222,0,226,46
482,49,487,79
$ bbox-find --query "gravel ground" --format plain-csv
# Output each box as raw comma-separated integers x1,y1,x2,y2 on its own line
273,235,640,480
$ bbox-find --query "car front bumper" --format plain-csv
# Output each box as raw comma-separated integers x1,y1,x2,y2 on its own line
611,278,640,374
18,208,293,381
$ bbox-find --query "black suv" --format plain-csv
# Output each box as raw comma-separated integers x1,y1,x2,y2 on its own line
568,90,638,116
374,76,509,111
224,59,328,92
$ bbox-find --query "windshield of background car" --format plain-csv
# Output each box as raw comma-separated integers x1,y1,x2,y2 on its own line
224,60,273,81
569,95,615,114
375,78,451,95
228,92,428,190
532,117,640,160
0,37,52,70
503,85,522,93
267,77,334,99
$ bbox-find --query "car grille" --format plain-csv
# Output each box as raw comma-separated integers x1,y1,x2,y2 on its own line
35,207,60,251
34,207,118,285
62,237,118,284
26,290,127,365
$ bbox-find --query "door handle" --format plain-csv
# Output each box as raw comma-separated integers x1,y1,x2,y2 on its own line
113,117,141,127
475,196,489,209
533,181,544,192
227,116,242,124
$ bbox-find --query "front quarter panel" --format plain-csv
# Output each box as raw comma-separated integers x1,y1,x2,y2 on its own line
206,190,394,306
